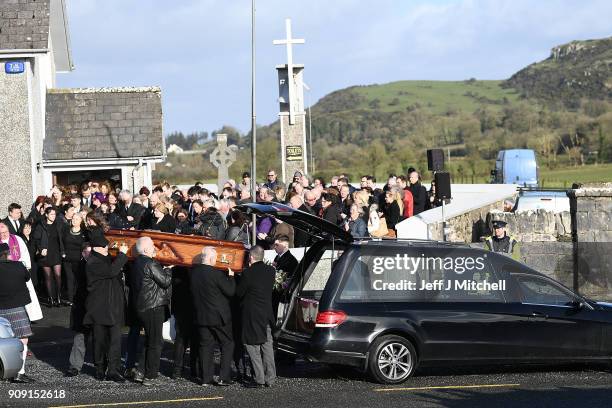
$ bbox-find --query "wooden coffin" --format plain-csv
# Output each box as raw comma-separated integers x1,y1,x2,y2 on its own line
105,229,247,272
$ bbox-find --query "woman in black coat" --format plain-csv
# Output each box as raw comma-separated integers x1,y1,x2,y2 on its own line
20,221,38,290
320,193,342,226
225,210,249,245
62,212,87,306
33,207,65,307
149,204,176,233
383,190,402,232
174,209,192,235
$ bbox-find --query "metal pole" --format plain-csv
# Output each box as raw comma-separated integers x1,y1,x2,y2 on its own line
250,0,257,245
441,199,446,242
308,103,313,175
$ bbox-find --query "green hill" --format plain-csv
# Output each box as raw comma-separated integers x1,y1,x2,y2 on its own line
504,36,612,107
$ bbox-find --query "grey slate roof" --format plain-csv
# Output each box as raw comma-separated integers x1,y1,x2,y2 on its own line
0,0,50,50
44,87,165,161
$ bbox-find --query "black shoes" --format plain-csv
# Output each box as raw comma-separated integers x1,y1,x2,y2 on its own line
133,371,144,383
47,297,56,307
106,372,126,383
12,374,34,383
64,367,79,377
95,371,106,381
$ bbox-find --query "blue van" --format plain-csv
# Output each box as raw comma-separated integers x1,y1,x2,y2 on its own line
491,149,539,187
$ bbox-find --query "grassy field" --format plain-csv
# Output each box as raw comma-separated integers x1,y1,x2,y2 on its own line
352,80,521,114
540,163,612,188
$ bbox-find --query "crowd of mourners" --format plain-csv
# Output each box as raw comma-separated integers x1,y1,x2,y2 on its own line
0,167,435,386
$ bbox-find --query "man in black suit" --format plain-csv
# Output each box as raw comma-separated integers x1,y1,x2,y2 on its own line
408,171,428,215
80,184,93,208
2,203,24,236
116,190,145,229
190,246,236,386
237,245,276,388
271,235,298,322
288,195,313,248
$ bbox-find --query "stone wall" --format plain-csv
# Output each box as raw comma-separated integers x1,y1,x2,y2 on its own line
570,184,612,301
0,58,34,218
485,210,572,242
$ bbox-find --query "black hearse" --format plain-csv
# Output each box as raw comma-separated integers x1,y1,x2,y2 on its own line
238,202,612,384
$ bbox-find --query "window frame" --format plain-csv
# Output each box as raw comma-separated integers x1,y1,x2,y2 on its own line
511,272,592,309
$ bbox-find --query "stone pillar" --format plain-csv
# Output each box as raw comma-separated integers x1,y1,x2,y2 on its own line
570,183,612,300
0,59,35,217
277,64,307,184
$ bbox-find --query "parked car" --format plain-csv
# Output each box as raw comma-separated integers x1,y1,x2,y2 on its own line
238,202,612,384
491,149,539,187
514,190,570,213
0,317,25,380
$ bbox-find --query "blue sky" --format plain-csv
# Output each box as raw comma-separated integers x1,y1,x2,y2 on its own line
57,0,611,135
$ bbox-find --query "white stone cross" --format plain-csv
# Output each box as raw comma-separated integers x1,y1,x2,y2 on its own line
273,18,304,125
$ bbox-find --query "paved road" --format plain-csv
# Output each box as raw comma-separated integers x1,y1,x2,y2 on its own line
2,307,611,408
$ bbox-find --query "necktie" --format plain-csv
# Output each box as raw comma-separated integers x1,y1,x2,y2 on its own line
15,220,19,231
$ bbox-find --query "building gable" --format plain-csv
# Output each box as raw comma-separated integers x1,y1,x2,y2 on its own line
0,0,50,50
44,87,165,161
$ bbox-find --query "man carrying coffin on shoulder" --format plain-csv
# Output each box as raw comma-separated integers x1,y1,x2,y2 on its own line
83,230,129,382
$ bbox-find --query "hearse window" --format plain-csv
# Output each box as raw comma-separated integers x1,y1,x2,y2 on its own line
513,274,577,307
339,254,423,301
426,251,504,303
302,250,343,294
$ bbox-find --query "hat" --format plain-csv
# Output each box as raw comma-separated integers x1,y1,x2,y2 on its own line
492,220,507,229
89,228,109,248
293,171,303,178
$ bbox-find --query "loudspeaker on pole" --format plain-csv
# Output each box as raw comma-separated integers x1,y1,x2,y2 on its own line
434,171,451,200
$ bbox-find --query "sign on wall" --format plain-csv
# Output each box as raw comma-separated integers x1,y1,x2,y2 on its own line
286,145,303,161
5,61,25,74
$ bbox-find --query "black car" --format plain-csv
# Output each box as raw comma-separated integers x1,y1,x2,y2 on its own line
238,202,612,384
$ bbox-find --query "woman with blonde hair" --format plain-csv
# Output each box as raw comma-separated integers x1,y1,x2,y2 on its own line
150,203,176,233
382,190,403,232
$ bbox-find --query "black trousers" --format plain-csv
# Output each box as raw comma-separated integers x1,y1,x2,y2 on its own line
62,260,80,302
137,306,165,379
197,324,234,383
173,315,198,376
92,323,122,375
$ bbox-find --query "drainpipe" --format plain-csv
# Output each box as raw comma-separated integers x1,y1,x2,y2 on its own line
131,159,143,194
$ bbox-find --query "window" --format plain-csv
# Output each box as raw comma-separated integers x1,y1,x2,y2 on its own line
338,249,504,303
514,275,576,306
301,250,343,297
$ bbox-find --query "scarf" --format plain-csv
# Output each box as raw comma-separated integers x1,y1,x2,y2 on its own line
8,234,21,261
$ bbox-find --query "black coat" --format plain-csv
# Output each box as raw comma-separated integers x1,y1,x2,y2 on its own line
150,214,177,233
0,260,31,309
131,255,172,314
83,251,128,326
2,217,24,236
115,202,145,229
196,210,226,239
383,201,402,231
274,251,298,280
70,259,88,332
236,261,275,344
322,205,342,226
190,264,235,327
409,183,428,215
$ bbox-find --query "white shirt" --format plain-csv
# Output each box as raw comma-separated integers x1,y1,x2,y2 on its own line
1,235,31,270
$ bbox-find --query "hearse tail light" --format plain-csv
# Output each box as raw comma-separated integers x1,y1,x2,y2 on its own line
315,310,347,328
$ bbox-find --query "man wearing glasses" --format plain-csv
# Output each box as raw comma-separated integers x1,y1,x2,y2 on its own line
484,220,521,261
263,170,285,191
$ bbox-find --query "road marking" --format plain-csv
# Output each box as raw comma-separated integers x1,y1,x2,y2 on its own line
374,383,521,392
48,396,223,408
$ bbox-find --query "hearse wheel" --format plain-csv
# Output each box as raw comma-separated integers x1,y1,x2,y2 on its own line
368,335,416,384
